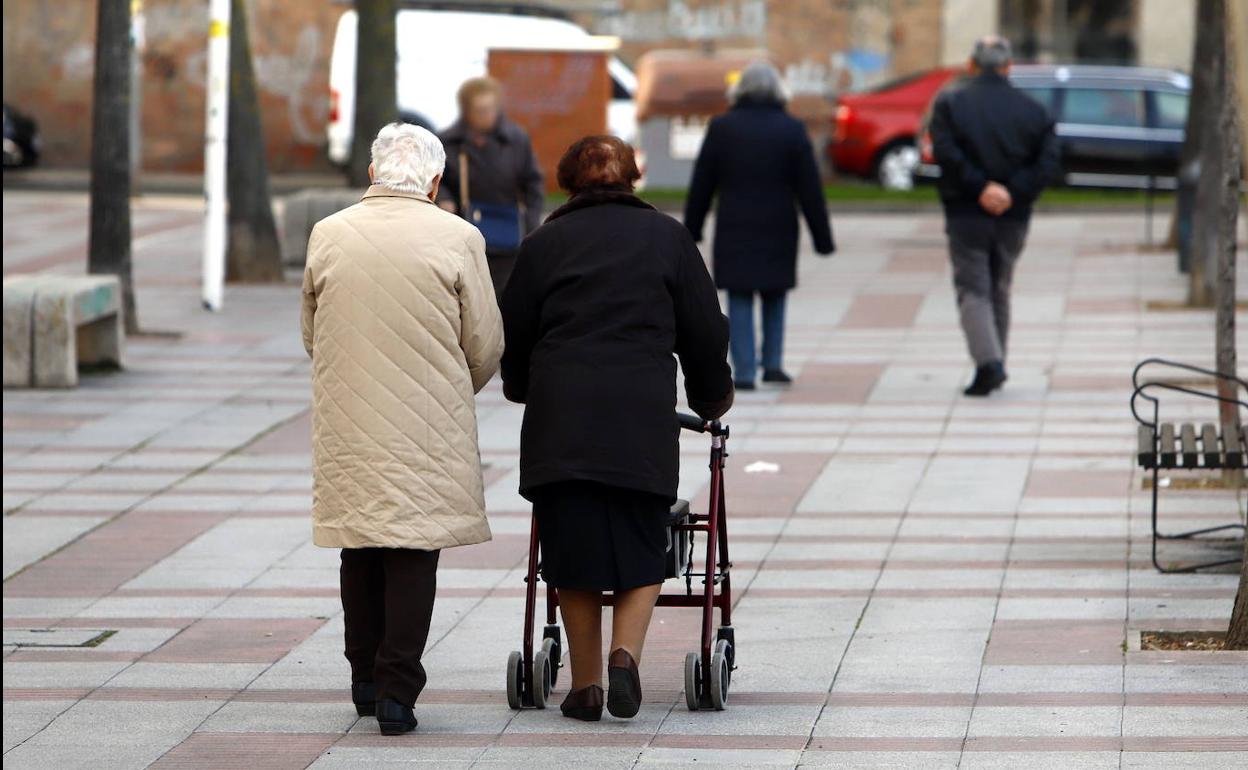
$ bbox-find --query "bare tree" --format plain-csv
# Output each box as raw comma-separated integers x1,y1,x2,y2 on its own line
225,0,283,283
1222,0,1248,652
88,0,138,333
1167,0,1220,251
348,0,398,187
1188,0,1228,307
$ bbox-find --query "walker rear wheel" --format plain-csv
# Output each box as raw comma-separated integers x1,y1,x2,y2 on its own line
541,629,562,688
683,652,701,711
505,650,523,710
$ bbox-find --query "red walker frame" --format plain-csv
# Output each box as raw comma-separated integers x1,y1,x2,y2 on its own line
506,412,736,711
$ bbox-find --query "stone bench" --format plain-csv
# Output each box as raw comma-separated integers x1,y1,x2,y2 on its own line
280,189,365,267
3,274,123,388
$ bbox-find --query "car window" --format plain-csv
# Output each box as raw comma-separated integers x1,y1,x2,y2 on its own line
1061,88,1145,127
1019,87,1056,115
1154,91,1188,130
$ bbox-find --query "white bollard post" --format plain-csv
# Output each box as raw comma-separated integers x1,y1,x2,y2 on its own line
201,0,230,312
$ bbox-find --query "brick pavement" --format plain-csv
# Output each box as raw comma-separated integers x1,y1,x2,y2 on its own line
3,191,1247,769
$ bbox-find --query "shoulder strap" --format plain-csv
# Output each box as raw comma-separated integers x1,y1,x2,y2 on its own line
458,151,470,214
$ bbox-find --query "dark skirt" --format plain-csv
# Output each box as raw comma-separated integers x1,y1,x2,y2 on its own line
532,480,669,592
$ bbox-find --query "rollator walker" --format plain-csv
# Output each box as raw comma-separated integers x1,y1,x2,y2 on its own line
506,412,736,711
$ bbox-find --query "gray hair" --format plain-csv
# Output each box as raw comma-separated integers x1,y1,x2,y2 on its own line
971,35,1013,72
370,122,446,195
730,61,789,105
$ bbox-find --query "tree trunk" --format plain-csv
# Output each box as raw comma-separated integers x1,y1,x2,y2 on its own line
1170,0,1220,260
88,0,138,334
1222,0,1248,653
1189,0,1227,307
348,0,398,187
1230,535,1248,649
225,0,283,283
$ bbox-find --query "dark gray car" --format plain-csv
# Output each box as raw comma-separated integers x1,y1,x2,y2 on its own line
920,64,1190,187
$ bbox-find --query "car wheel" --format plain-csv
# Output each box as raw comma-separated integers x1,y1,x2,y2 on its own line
876,142,920,191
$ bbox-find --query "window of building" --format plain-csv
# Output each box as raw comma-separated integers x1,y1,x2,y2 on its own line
1000,0,1137,65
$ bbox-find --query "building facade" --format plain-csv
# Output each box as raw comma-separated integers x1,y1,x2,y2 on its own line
1,0,1197,173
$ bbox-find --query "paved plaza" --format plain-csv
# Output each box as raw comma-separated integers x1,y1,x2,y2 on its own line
3,190,1247,769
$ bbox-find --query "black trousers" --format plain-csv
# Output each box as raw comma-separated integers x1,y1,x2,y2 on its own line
340,547,440,707
486,247,518,299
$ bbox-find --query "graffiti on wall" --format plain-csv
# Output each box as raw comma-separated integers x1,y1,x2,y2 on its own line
253,26,327,145
786,0,892,97
56,4,328,148
600,0,767,43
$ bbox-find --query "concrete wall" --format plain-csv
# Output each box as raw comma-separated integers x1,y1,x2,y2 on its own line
1,0,341,173
940,0,998,65
1137,0,1195,71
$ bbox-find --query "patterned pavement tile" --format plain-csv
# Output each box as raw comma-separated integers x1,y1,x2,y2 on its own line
4,200,1246,768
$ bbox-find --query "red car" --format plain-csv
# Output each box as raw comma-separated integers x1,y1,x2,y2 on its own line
828,67,959,189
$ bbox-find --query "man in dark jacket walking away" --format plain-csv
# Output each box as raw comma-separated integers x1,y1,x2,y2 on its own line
437,77,544,296
684,62,834,391
929,36,1059,396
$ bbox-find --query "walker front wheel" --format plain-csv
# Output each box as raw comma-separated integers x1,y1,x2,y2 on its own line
709,649,729,711
683,652,701,711
532,647,553,709
506,650,523,710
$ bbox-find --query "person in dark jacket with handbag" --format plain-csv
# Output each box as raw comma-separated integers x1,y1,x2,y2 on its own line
437,77,545,296
928,36,1059,396
684,61,834,391
501,136,733,722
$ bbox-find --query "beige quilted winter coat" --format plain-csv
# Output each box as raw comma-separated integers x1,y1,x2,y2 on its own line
301,186,503,550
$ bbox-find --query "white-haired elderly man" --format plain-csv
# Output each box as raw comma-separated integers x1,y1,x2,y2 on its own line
929,35,1059,396
301,122,503,734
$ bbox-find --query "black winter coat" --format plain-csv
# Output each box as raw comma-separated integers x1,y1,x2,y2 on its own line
929,72,1060,220
436,116,545,236
684,98,835,293
500,189,734,501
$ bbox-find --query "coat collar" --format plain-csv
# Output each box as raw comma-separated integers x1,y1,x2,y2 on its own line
732,95,785,111
442,116,517,144
361,185,434,204
545,187,655,223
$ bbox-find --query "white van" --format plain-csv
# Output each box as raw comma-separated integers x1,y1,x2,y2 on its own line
327,7,638,164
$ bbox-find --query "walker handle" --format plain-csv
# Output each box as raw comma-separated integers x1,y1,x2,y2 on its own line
678,412,707,432
678,412,728,436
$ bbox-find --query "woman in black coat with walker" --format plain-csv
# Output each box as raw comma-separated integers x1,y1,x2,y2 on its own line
684,61,835,390
500,136,734,721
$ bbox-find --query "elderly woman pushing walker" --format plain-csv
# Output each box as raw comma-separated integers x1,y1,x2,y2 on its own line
501,137,734,721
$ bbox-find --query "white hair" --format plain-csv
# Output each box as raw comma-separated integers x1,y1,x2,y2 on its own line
730,61,790,105
370,122,446,195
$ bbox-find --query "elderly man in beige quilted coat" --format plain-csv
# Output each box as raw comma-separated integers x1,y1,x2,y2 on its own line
301,122,503,735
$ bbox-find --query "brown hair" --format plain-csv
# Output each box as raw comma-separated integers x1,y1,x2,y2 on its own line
556,135,642,195
456,77,502,115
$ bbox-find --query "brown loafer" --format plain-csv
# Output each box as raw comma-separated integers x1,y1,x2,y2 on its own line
607,648,642,718
560,684,603,721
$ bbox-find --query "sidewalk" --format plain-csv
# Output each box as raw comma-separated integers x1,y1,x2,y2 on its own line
3,191,1246,769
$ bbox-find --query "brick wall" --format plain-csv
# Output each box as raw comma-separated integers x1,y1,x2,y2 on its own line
2,0,947,174
2,0,341,173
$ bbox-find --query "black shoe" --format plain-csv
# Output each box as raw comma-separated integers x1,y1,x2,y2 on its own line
352,682,376,717
560,684,604,721
963,361,1007,397
376,698,417,735
606,648,642,718
734,379,756,391
762,369,793,385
